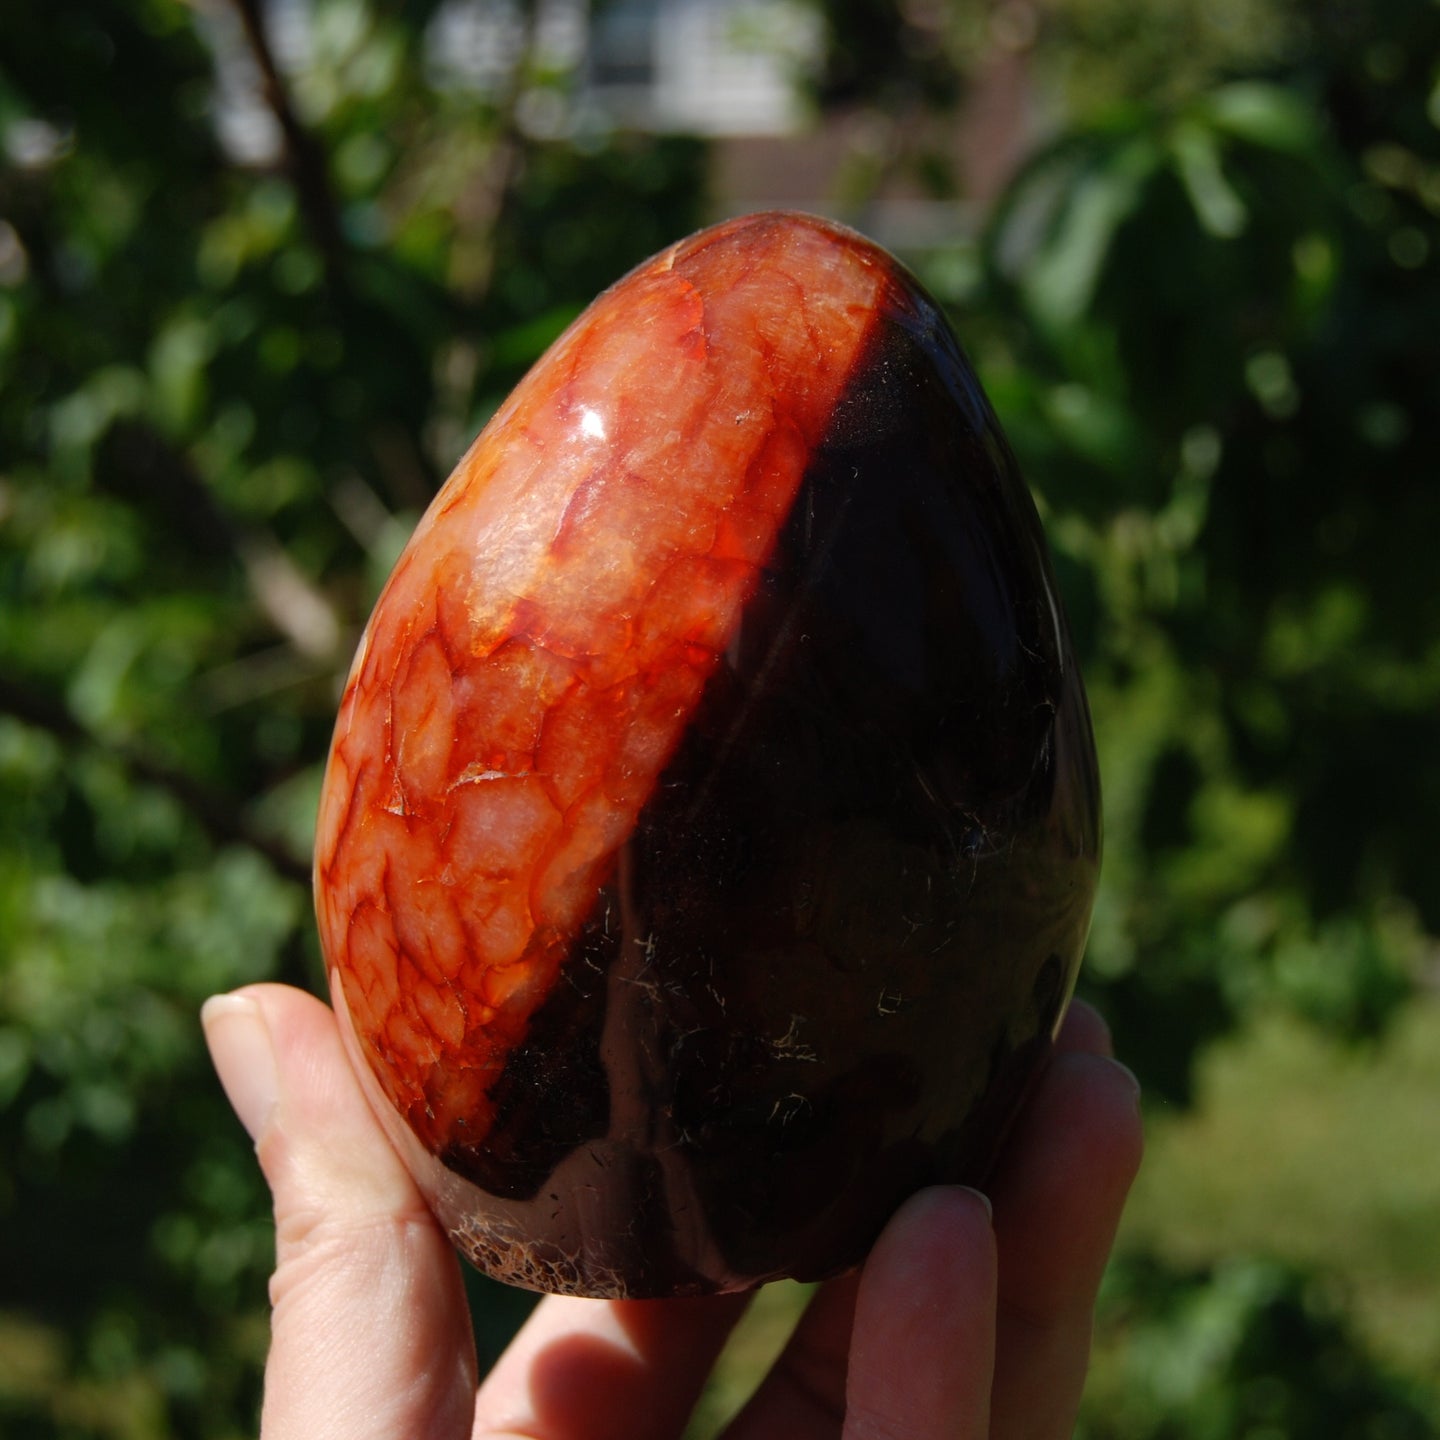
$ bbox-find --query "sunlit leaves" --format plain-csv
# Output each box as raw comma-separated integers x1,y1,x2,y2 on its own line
974,1,1440,1098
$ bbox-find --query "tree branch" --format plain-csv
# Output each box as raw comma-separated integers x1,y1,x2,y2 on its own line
228,0,349,291
0,675,312,888
99,419,346,663
450,0,542,301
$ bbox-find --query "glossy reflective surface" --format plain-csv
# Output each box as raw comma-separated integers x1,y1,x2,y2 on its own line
315,212,1101,1297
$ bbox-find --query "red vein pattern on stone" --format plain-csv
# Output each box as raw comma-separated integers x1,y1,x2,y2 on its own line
315,217,885,1157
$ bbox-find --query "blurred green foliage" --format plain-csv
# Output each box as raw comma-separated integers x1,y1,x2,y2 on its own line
1,0,1437,1434
1082,1255,1436,1439
971,0,1440,1103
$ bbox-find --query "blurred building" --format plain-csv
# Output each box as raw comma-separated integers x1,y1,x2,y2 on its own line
428,0,819,136
213,0,1041,245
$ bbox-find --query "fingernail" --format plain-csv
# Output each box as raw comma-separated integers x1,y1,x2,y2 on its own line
201,993,279,1142
958,1185,994,1224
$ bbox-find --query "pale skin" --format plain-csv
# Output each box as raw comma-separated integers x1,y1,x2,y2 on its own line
202,985,1142,1440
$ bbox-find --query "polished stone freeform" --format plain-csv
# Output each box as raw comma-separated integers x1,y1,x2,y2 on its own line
314,211,1101,1298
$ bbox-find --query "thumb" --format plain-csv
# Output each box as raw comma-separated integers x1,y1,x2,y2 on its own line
202,983,477,1440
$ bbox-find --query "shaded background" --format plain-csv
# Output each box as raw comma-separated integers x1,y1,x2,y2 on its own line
2,1,1437,1434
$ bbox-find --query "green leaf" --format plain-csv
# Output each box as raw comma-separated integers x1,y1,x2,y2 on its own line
1199,81,1323,156
1171,120,1248,238
1022,136,1161,326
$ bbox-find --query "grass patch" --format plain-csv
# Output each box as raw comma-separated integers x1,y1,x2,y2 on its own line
1118,996,1440,1377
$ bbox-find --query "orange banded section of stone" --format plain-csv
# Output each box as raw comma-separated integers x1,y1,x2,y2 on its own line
313,214,888,1154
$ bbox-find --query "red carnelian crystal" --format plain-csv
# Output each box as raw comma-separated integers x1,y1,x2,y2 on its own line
315,211,1101,1298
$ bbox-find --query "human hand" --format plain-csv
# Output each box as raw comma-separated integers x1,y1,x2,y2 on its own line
202,984,1141,1440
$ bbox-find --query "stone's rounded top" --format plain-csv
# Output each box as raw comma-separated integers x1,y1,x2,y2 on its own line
314,210,1100,1298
